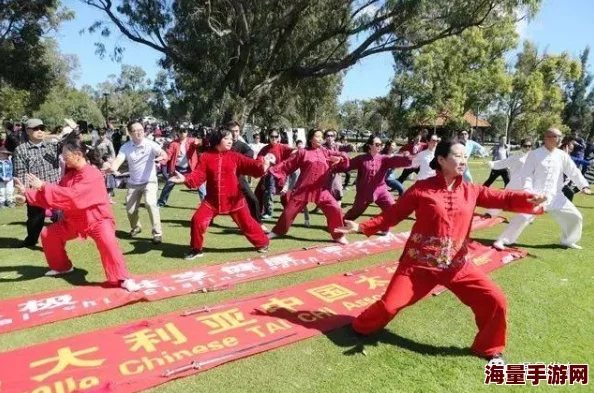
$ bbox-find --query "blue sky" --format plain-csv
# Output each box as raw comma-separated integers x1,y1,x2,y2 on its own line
57,0,594,103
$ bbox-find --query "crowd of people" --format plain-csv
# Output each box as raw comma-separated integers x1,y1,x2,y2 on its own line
1,117,593,363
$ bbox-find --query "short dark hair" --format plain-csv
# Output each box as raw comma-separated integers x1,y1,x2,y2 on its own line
267,128,279,136
209,128,232,147
98,129,107,137
126,120,143,131
429,139,460,171
60,133,102,169
224,120,241,130
362,134,381,153
520,138,532,146
306,128,324,148
381,140,395,155
324,128,337,137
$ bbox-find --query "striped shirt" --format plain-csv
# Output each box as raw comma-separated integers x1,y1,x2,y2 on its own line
13,141,60,186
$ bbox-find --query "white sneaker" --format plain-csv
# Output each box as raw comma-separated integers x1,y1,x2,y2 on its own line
561,242,583,250
336,236,349,245
492,240,506,251
267,232,278,240
45,267,74,277
377,231,389,236
261,214,272,220
260,224,270,233
121,279,142,292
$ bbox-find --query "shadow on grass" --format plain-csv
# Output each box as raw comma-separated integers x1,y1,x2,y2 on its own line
0,237,42,250
470,237,566,250
153,240,261,259
254,309,474,359
0,264,99,286
5,221,26,227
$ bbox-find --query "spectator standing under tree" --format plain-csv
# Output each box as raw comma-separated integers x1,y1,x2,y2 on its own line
0,147,15,207
158,127,202,207
13,119,60,248
382,141,406,196
228,121,268,232
94,129,116,160
106,120,168,244
483,135,510,188
458,129,488,183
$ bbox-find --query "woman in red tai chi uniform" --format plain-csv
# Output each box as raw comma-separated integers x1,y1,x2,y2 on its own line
14,136,141,292
267,128,350,244
167,128,274,260
336,139,547,362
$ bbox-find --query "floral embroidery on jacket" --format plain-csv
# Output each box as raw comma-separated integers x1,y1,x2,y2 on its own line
406,234,468,269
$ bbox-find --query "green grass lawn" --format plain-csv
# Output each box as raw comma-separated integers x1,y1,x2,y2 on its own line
1,162,593,392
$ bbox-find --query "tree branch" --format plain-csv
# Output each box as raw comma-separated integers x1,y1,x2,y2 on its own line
82,0,168,54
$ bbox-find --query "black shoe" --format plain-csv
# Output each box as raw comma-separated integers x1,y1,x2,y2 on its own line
129,227,142,237
184,249,204,260
152,235,162,244
257,245,269,253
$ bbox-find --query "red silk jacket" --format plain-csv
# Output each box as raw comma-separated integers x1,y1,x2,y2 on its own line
360,173,543,271
184,150,265,213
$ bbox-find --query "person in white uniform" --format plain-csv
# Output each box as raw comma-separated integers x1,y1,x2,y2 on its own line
493,128,591,250
411,134,440,180
485,138,533,222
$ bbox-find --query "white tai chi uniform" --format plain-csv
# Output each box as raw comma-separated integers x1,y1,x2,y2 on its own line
411,149,436,180
496,146,589,246
485,152,530,217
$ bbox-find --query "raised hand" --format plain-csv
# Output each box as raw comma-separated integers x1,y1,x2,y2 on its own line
15,194,27,206
263,153,276,165
527,193,547,209
168,171,186,184
13,178,26,195
335,220,359,234
25,174,44,190
327,156,342,166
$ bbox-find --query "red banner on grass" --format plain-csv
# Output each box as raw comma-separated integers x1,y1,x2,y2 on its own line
0,216,504,335
0,241,524,393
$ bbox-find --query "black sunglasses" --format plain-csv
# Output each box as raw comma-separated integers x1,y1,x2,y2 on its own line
270,134,279,138
522,144,532,148
27,126,46,131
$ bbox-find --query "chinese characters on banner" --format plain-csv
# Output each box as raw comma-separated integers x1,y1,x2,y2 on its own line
0,215,503,335
0,241,522,393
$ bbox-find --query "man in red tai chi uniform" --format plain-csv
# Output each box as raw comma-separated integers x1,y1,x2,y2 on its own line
14,136,140,292
337,139,547,363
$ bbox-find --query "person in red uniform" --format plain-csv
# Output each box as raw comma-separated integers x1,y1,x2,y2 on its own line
267,128,350,244
343,134,412,235
13,136,140,292
255,128,294,219
336,139,547,362
167,128,274,260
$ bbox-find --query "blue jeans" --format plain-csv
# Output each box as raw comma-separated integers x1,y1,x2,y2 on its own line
385,170,405,196
197,183,206,201
263,174,276,216
158,166,191,206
